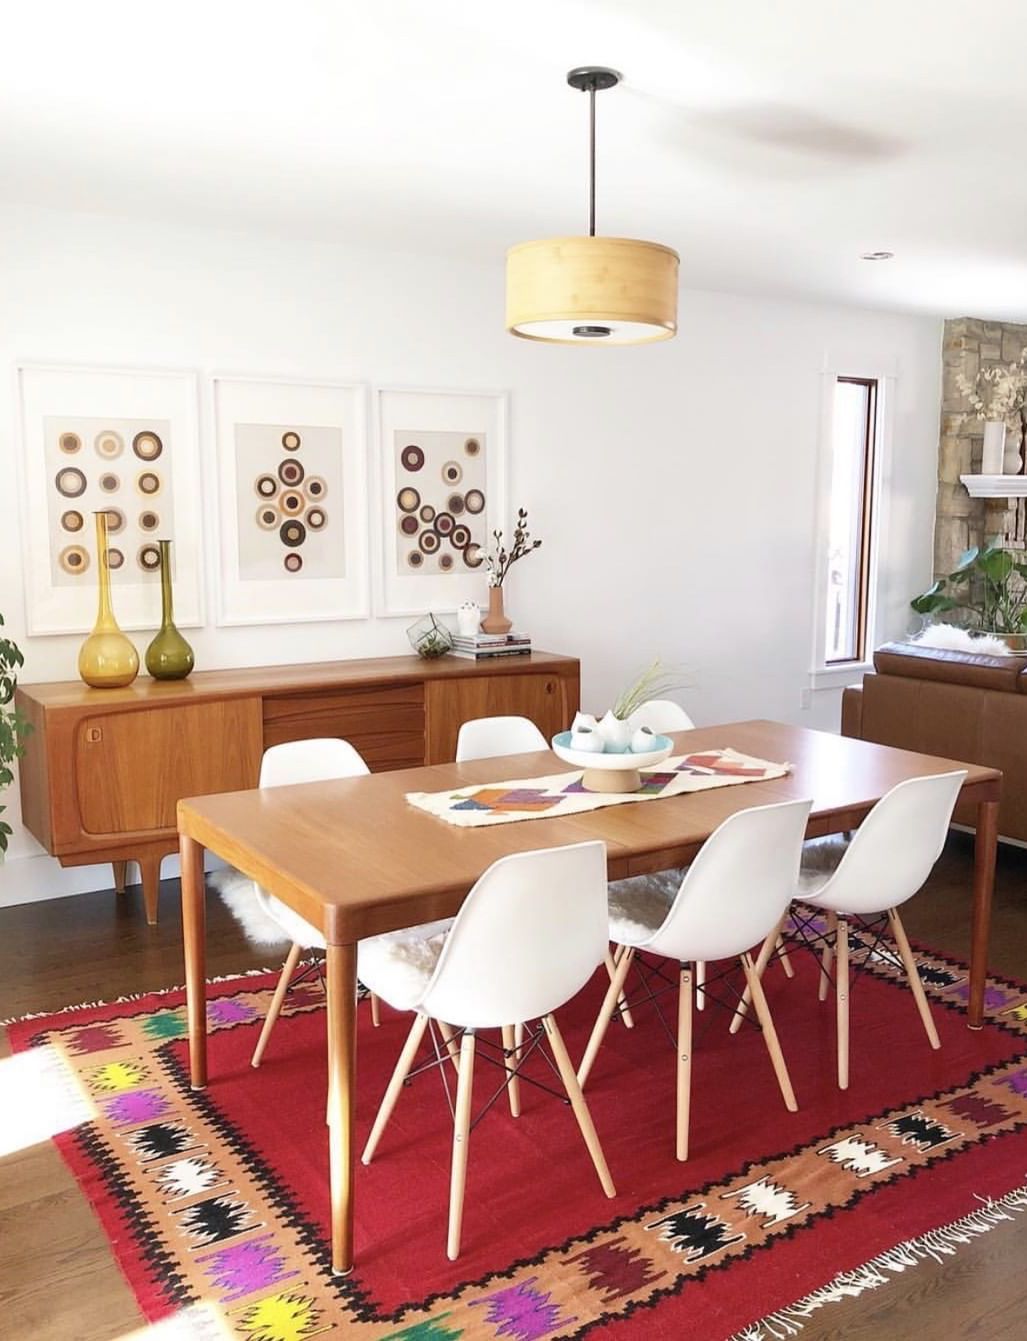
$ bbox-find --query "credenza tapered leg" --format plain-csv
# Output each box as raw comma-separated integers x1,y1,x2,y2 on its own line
139,852,163,926
112,860,128,894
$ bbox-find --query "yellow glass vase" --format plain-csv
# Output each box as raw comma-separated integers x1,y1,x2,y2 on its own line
78,511,140,689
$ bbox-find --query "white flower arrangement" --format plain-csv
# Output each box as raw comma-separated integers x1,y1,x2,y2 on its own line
956,348,1027,422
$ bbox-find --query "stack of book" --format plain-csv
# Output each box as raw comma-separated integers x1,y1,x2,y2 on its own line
451,631,532,661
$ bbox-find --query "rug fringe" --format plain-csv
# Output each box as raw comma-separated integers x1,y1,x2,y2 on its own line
729,1183,1027,1340
0,967,281,1027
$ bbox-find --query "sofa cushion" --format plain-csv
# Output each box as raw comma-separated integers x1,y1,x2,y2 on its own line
873,641,1027,692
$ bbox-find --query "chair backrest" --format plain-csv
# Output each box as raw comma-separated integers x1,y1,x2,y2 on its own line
420,841,609,1028
809,770,966,915
455,715,548,762
629,698,695,734
259,738,370,788
645,799,812,962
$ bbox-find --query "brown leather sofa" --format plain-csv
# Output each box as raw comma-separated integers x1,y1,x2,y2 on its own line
842,641,1026,842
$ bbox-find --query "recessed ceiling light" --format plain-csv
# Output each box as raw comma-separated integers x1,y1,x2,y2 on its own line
860,251,894,261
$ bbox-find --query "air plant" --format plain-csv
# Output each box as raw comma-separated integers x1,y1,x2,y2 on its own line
611,660,686,722
484,508,542,588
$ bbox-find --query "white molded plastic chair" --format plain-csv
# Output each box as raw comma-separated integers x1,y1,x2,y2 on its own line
455,715,548,762
733,771,966,1090
578,798,812,1161
245,739,380,1067
359,841,616,1260
628,698,696,734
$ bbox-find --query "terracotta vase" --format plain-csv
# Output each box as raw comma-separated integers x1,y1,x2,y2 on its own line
78,511,140,689
145,539,194,680
480,585,513,635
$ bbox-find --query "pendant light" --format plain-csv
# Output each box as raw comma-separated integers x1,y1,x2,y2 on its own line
506,67,679,346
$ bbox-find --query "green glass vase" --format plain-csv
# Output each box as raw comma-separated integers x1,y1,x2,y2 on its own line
78,511,140,689
145,539,194,680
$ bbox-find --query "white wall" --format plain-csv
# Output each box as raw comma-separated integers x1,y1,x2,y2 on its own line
0,205,943,905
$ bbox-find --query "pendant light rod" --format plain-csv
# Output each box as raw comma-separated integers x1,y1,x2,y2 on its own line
567,66,621,238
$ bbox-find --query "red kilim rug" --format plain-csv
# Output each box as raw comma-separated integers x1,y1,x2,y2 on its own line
6,925,1027,1341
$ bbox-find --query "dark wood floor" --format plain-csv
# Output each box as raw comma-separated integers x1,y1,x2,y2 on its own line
1,836,1025,1340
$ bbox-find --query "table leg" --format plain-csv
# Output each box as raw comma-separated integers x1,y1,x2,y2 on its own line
968,799,999,1031
327,942,358,1274
180,834,208,1089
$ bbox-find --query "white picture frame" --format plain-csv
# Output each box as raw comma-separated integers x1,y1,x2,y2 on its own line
16,363,204,636
374,386,508,617
212,376,369,626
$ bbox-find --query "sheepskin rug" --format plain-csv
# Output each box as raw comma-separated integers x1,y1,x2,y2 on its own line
208,869,291,947
912,624,1012,656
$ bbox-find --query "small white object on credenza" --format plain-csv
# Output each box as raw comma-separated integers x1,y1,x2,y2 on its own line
960,474,1027,498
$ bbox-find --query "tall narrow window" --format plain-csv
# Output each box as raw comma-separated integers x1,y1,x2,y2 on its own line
823,376,878,664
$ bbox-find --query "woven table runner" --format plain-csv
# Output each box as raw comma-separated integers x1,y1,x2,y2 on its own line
406,747,791,828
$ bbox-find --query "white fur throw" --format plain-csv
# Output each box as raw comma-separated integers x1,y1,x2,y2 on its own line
797,835,850,896
208,869,292,947
912,624,1012,656
607,869,684,943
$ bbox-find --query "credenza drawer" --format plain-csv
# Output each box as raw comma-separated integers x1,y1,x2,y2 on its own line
262,684,425,771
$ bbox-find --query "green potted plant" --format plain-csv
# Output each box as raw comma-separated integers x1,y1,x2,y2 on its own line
911,543,1027,651
0,613,31,857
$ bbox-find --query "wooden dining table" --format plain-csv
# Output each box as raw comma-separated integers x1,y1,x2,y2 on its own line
177,718,1001,1275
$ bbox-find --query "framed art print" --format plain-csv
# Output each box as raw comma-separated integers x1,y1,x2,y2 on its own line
17,364,203,635
213,377,369,625
375,387,507,616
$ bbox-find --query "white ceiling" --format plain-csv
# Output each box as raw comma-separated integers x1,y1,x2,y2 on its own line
5,0,1027,319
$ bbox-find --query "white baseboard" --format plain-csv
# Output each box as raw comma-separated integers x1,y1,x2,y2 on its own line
0,849,228,909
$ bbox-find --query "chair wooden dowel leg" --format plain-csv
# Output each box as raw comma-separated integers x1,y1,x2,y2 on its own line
742,952,798,1112
605,948,635,1029
676,964,694,1161
578,946,635,1088
361,1013,428,1165
777,935,795,978
695,960,706,1011
438,1021,461,1073
819,912,837,1003
447,1030,477,1261
544,1014,616,1198
370,992,381,1027
252,943,303,1068
888,909,941,1049
501,1024,521,1117
836,918,850,1089
729,913,788,1036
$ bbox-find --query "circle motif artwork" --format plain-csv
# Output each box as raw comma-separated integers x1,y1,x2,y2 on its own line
464,489,485,514
399,514,418,536
401,444,425,472
419,504,436,523
255,474,279,499
132,431,163,461
280,490,304,516
256,505,279,531
463,543,484,568
108,547,125,570
280,519,306,548
95,430,124,459
99,472,120,493
284,553,303,573
442,461,462,485
304,476,327,501
103,507,126,534
138,543,162,572
407,550,424,568
433,512,455,537
278,458,305,487
306,507,326,531
282,431,302,451
397,487,420,513
447,493,465,515
439,552,454,571
418,530,440,554
137,471,161,496
59,432,82,455
464,437,481,456
61,509,84,533
451,523,471,549
56,467,87,498
139,510,160,531
58,544,89,575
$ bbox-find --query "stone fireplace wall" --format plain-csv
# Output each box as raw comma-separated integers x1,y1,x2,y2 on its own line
936,316,1027,575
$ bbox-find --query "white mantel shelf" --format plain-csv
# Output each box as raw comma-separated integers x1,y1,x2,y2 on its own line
960,474,1027,498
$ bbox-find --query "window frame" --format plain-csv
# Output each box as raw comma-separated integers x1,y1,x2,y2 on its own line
809,366,893,691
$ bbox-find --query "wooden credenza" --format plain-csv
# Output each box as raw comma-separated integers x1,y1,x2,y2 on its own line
16,651,579,923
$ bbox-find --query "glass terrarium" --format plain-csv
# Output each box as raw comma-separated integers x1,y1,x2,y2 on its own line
407,613,454,659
